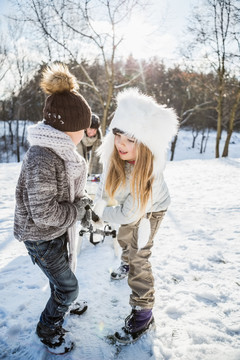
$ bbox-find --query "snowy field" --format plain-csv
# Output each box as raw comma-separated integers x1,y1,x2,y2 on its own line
0,130,239,360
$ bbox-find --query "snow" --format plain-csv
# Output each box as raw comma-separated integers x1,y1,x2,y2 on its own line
0,130,240,360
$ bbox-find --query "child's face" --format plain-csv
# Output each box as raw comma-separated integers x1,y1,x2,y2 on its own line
114,132,136,162
86,128,97,138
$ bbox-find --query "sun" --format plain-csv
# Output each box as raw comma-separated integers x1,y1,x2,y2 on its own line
120,14,154,56
119,13,176,59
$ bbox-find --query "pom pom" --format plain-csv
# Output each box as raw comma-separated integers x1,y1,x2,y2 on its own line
40,63,79,95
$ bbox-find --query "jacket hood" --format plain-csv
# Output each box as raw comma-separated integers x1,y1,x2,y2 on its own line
98,88,179,175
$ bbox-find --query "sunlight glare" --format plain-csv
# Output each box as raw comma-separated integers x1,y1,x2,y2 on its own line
120,13,176,59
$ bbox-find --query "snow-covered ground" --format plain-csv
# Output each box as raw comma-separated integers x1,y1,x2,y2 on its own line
0,130,239,360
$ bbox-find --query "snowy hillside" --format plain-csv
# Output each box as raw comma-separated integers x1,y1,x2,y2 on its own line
0,131,239,360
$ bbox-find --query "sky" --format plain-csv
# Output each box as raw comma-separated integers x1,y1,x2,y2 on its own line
0,0,194,61
0,128,240,359
0,0,196,100
119,0,194,60
0,0,8,12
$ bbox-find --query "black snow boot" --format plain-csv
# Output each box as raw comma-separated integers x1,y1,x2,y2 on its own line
36,321,74,354
69,300,88,316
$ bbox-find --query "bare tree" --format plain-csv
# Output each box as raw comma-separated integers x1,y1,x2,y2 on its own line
222,86,240,156
185,0,240,157
11,0,146,134
0,23,10,85
222,1,240,156
200,127,210,154
6,20,33,161
169,99,215,160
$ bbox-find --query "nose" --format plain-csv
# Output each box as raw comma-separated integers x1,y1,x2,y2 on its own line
119,138,124,146
118,137,126,147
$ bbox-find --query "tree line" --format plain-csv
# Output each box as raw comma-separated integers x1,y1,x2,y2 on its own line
1,57,239,161
0,0,239,162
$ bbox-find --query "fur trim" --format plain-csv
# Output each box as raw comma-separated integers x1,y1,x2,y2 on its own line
93,199,107,218
98,88,179,174
138,217,151,250
97,130,115,170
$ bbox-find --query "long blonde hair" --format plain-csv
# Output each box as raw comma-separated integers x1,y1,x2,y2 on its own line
105,142,154,215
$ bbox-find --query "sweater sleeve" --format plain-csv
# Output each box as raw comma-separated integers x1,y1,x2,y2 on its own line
25,150,77,229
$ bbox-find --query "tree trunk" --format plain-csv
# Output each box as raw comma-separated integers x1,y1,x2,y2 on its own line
101,83,114,135
203,128,210,153
8,121,14,145
3,121,7,152
16,119,20,162
21,120,27,146
215,77,224,158
200,130,205,154
170,134,178,161
192,129,199,148
222,88,240,157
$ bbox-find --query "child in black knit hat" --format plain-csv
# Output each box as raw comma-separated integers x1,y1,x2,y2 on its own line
14,63,93,354
77,113,103,175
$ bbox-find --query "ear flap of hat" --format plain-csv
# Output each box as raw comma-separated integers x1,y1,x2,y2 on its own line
97,130,115,168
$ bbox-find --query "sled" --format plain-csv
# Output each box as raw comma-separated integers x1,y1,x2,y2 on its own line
77,175,119,255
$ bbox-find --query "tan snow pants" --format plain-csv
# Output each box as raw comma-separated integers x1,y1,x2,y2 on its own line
117,210,166,309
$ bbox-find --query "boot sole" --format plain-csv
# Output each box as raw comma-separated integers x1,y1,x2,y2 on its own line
70,304,88,315
111,318,156,345
110,273,128,280
45,341,75,355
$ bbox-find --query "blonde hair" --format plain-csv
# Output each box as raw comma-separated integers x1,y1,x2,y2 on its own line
105,142,154,215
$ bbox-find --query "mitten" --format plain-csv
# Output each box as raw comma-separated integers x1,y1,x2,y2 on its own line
74,196,93,221
81,205,92,228
91,210,100,222
81,208,101,229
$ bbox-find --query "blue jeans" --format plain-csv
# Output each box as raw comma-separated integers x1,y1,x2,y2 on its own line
24,233,79,329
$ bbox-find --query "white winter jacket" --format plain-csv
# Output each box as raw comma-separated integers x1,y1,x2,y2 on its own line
94,162,170,225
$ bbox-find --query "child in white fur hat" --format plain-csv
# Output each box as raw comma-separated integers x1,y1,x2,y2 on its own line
93,87,178,344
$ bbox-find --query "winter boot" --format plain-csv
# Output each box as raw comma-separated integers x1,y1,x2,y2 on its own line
113,309,155,344
69,300,88,316
36,321,74,354
111,261,129,280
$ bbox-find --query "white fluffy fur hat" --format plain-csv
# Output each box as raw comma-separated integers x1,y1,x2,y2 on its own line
98,88,178,174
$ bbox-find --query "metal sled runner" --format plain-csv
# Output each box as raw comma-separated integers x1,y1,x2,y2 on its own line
79,224,117,245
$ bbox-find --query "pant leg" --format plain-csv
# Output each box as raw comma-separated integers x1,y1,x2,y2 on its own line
24,233,79,329
127,211,166,309
117,225,131,264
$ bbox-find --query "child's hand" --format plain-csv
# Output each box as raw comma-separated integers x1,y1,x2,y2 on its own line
91,209,104,230
74,196,93,221
81,208,100,229
91,210,100,222
80,206,92,228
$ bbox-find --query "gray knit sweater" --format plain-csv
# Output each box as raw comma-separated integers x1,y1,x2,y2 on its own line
14,146,78,242
77,129,103,174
